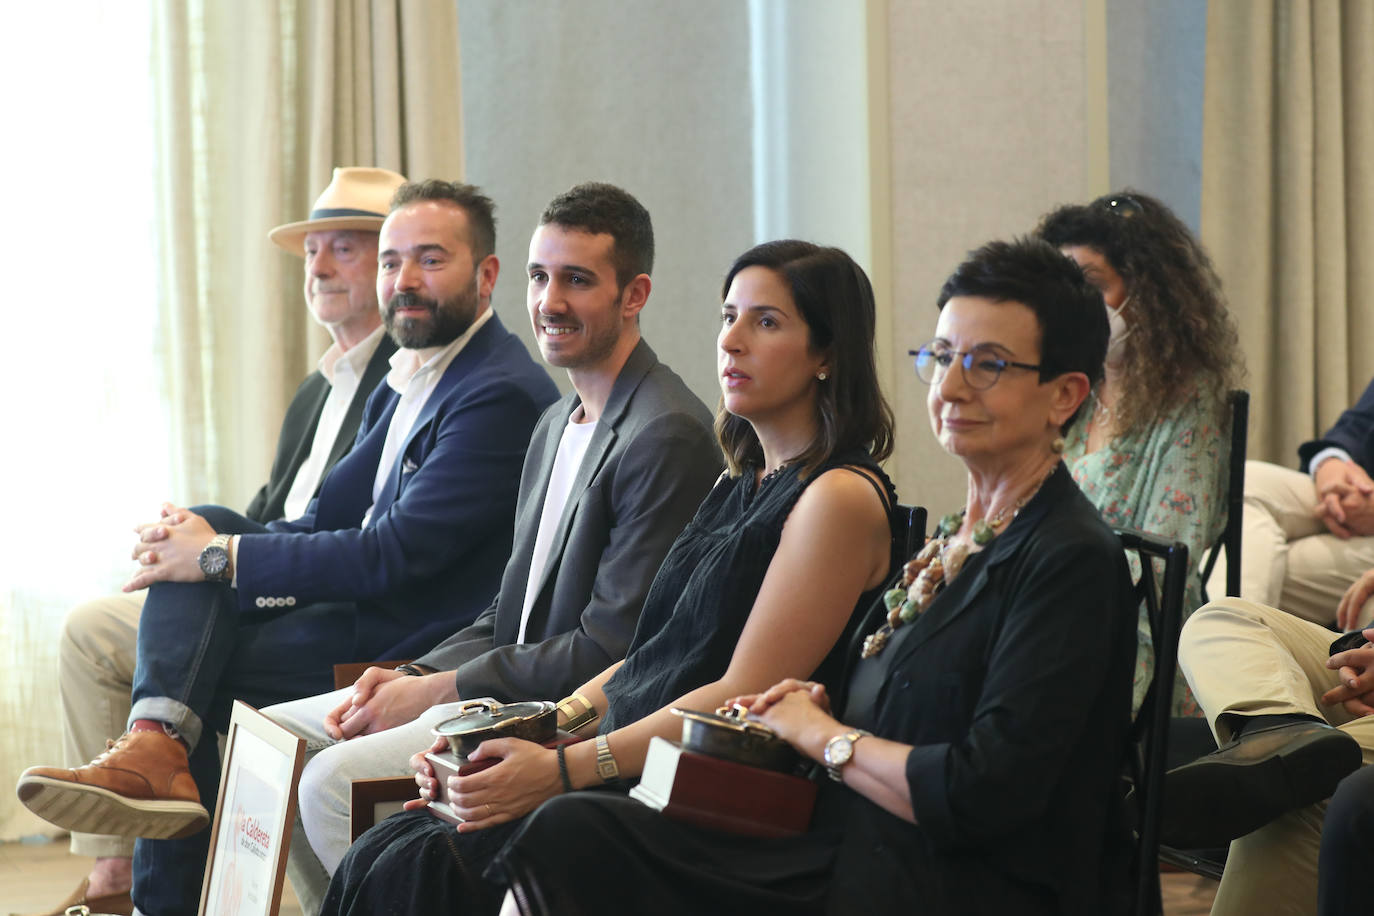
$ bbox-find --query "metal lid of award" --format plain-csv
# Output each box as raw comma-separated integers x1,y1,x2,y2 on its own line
671,704,800,773
431,698,558,758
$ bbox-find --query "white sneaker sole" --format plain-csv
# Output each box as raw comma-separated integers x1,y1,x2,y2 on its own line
16,774,209,840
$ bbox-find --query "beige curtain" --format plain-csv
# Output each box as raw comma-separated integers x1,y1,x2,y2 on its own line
0,0,463,842
154,0,464,507
1201,0,1374,463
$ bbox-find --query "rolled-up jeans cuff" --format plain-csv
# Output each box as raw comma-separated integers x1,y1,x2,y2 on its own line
71,832,135,859
128,697,204,752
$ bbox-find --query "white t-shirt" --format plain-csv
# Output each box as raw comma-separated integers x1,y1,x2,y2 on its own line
517,411,599,643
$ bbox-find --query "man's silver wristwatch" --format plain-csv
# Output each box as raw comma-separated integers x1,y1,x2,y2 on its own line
198,533,233,582
823,728,871,782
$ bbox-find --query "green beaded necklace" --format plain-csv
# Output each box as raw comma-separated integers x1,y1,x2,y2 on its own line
860,468,1053,660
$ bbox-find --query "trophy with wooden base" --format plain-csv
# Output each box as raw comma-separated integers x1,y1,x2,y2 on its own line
425,698,560,825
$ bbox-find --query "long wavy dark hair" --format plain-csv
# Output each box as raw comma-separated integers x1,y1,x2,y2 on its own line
716,240,895,478
1035,189,1243,432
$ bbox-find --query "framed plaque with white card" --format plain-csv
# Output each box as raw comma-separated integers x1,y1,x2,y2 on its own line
198,701,306,916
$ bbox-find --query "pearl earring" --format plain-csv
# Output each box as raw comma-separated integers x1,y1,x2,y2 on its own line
817,371,828,381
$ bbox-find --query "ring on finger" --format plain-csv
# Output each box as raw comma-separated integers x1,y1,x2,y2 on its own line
485,803,494,819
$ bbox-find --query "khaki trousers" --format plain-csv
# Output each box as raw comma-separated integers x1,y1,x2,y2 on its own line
1179,598,1374,915
1241,460,1374,625
59,592,143,859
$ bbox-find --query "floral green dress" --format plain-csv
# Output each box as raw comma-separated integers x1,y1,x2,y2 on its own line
1064,387,1229,716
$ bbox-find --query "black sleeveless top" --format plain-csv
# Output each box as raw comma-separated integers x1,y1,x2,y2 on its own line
599,448,897,734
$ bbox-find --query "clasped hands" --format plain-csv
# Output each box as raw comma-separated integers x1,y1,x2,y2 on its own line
729,678,840,758
1322,627,1374,717
123,502,217,592
324,668,452,740
1314,459,1374,539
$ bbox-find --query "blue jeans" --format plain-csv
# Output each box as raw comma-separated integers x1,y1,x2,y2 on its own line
130,505,357,916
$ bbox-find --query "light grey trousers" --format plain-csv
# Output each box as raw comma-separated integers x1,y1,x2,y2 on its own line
260,688,469,915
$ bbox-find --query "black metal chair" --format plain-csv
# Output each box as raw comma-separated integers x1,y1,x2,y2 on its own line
1115,527,1190,916
1159,390,1248,884
895,504,927,562
1200,389,1250,602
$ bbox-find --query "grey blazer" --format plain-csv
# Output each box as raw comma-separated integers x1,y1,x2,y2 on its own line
413,339,720,703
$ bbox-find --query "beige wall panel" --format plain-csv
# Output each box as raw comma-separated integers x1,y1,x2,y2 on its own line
458,0,753,406
885,0,1096,517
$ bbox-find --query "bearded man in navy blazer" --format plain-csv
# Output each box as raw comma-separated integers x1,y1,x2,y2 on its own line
17,179,559,916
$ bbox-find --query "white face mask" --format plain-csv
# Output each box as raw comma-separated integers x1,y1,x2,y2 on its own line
1105,295,1132,367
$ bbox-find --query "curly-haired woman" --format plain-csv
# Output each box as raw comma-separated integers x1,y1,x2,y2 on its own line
1036,190,1244,715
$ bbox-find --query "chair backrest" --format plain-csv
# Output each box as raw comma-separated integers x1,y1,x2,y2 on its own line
1114,527,1189,916
894,504,927,563
1200,389,1249,600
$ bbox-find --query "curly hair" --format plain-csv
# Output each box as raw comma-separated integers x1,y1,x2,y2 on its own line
1034,189,1244,433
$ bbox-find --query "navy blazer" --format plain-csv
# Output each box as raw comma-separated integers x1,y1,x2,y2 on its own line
413,339,721,702
234,313,559,659
825,464,1136,915
1298,375,1374,472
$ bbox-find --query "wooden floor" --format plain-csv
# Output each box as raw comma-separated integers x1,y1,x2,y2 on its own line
0,838,302,916
1,836,1216,915
1160,871,1220,916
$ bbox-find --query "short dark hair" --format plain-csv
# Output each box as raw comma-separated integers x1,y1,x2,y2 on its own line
717,240,895,478
936,237,1108,432
390,180,497,261
1035,189,1241,433
539,182,654,289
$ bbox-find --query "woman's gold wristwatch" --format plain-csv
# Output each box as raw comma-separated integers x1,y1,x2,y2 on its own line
594,734,620,782
823,728,871,782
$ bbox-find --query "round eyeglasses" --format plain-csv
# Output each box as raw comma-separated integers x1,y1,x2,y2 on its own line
910,344,1042,391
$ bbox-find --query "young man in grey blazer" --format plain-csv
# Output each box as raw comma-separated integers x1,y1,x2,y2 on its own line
263,182,721,912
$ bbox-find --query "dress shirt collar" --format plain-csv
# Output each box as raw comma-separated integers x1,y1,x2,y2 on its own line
317,323,388,386
385,307,493,394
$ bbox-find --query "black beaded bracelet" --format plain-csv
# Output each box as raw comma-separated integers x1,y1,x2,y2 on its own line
556,743,573,793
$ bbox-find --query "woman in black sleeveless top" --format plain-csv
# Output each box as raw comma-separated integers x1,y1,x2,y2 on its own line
322,240,899,915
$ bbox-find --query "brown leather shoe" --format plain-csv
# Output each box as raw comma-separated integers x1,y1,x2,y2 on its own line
14,876,134,916
14,731,209,840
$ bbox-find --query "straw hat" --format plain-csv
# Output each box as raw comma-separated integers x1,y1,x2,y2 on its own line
268,166,408,256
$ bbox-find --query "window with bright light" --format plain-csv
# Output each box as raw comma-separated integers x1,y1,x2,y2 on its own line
0,5,168,835
0,4,167,610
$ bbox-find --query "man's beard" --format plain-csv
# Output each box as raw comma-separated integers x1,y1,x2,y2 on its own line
383,284,479,349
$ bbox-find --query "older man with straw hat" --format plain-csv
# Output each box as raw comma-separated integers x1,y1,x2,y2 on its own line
17,166,406,916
